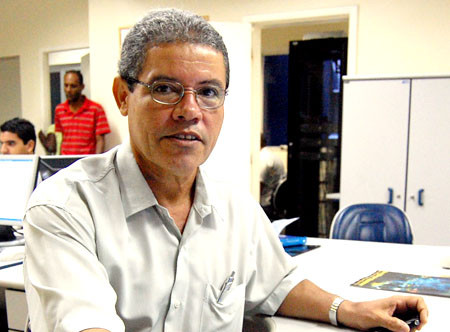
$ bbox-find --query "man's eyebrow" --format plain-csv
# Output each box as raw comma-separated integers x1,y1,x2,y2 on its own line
198,79,225,89
149,76,225,89
149,75,177,83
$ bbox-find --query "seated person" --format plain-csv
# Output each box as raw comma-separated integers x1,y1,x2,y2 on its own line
38,124,62,155
0,117,36,154
0,117,36,240
260,135,286,219
23,8,428,332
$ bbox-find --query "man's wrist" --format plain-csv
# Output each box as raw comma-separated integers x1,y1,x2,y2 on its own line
329,296,345,326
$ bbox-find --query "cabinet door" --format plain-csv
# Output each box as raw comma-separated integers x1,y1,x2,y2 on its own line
406,78,450,245
340,79,411,209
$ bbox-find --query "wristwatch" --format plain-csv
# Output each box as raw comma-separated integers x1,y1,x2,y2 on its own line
329,296,345,326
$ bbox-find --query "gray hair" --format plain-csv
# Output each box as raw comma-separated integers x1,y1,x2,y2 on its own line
119,8,229,90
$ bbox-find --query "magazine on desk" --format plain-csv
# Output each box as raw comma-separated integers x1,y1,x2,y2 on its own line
352,270,450,298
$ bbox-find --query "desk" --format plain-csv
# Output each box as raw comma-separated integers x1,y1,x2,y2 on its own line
273,238,450,331
0,263,26,331
0,239,448,331
0,263,24,290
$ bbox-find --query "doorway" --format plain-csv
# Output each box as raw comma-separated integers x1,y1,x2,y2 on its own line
246,6,357,235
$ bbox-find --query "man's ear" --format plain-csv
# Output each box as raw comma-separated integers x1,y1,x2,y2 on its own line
26,140,35,154
112,76,130,116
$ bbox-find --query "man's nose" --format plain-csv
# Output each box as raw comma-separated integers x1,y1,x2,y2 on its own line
172,90,202,122
0,145,8,154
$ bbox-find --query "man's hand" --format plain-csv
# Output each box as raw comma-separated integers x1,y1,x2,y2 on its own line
338,295,428,332
38,130,56,153
277,280,428,332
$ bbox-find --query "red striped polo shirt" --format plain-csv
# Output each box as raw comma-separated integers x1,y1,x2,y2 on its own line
54,97,111,155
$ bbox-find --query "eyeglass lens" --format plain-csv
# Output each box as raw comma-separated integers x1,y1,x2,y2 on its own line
151,81,224,109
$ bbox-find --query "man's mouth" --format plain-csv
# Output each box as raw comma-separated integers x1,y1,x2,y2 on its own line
170,134,200,141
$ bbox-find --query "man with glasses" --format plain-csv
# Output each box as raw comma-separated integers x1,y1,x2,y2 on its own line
23,8,428,332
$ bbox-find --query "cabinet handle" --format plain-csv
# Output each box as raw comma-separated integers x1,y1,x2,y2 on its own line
388,187,393,204
418,189,424,206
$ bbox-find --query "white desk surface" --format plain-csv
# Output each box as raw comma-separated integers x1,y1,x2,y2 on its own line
0,262,24,290
0,239,449,331
273,238,450,331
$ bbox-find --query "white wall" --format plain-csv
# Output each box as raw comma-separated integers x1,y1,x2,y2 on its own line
0,56,22,125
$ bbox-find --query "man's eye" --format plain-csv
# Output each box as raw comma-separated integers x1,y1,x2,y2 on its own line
153,83,178,94
198,87,220,98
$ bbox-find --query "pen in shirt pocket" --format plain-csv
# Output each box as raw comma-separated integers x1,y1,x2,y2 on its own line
217,271,235,304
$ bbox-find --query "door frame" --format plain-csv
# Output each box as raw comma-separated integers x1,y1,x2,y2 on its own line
244,6,358,197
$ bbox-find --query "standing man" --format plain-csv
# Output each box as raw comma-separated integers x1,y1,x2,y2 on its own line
24,9,428,332
0,117,36,154
54,70,110,154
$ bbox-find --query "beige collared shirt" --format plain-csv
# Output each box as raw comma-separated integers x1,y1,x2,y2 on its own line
24,141,303,332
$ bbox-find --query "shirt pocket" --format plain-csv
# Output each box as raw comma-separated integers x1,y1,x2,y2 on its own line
199,283,245,332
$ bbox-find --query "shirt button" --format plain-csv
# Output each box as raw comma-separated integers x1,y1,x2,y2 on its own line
173,301,181,309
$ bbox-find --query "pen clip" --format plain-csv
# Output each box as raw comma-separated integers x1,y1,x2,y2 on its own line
217,271,235,304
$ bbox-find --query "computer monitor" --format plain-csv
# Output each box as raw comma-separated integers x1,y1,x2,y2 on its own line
0,155,39,244
35,155,85,186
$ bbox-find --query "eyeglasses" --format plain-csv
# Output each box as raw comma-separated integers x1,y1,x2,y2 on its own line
127,77,227,110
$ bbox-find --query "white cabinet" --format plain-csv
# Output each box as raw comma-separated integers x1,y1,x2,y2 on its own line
340,76,450,245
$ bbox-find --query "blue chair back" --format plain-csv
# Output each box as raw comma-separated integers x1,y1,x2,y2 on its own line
330,204,413,244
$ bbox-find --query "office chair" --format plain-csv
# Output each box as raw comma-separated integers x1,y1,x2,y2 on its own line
271,178,288,219
329,204,413,244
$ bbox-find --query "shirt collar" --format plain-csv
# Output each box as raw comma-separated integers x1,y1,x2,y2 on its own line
116,140,158,218
63,95,88,114
194,168,225,223
115,141,225,223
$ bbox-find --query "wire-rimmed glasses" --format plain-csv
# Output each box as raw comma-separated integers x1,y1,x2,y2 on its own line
126,77,227,110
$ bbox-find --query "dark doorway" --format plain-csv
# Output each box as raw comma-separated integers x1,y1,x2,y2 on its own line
50,72,61,123
285,38,347,237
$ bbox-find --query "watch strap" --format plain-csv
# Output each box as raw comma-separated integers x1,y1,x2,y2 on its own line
329,296,345,326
